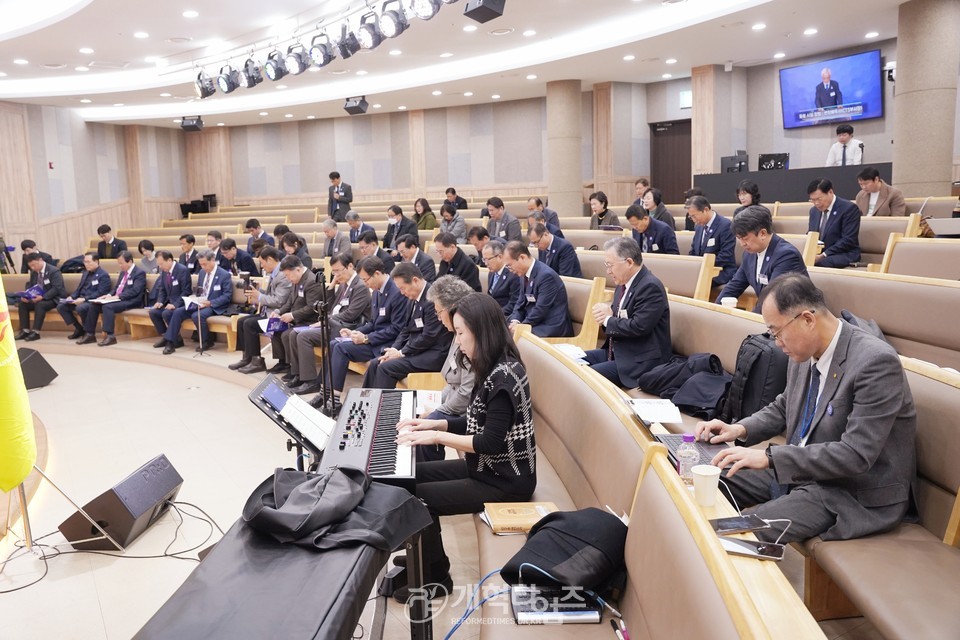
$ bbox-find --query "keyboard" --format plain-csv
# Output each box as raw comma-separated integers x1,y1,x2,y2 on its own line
655,433,730,467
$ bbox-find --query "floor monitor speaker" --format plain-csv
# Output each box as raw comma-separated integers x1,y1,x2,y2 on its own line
18,347,58,389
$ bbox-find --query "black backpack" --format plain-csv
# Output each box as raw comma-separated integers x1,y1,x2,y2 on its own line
719,333,788,423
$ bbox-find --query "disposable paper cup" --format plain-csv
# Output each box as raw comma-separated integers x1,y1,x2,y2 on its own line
720,297,738,308
692,465,721,507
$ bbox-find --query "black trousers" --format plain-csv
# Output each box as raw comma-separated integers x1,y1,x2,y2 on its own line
236,314,265,359
18,298,57,331
361,351,446,389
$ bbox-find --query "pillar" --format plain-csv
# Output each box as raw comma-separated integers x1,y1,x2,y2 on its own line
547,79,583,218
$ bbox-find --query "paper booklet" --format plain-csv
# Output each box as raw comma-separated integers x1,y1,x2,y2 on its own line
92,295,122,304
183,294,208,310
14,285,44,298
258,317,289,336
481,502,558,535
629,398,683,424
415,389,442,416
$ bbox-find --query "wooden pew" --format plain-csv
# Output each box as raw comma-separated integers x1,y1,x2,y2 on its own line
869,234,960,280
162,216,289,230
576,248,717,301
192,208,319,223
904,196,958,218
3,272,129,334
772,214,921,264
539,275,609,351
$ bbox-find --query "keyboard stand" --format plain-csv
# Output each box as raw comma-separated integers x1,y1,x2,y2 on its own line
406,532,432,640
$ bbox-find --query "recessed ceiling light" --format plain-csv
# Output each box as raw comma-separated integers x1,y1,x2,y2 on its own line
80,98,92,103
284,114,293,118
113,103,124,107
79,47,94,54
259,111,268,116
492,94,501,99
144,56,161,63
463,25,478,32
133,31,149,39
389,49,402,56
330,69,349,75
803,27,818,36
217,122,225,126
463,91,473,97
432,90,442,96
623,55,635,61
372,103,382,108
75,66,89,72
182,10,199,18
275,84,287,89
160,92,172,97
42,63,66,70
173,119,181,123
165,37,192,44
662,73,672,79
490,28,514,36
356,70,368,75
307,115,316,119
752,23,766,31
526,74,537,80
665,58,677,64
774,52,786,59
398,105,407,110
523,30,536,37
0,72,6,77
865,31,879,39
13,59,28,65
439,52,453,58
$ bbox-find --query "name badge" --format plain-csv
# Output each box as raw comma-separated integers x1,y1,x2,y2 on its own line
706,238,716,247
499,230,507,237
298,288,305,297
92,280,99,285
830,91,836,97
188,263,195,269
341,298,349,305
618,308,628,319
213,285,221,291
171,280,179,286
758,274,769,285
332,305,343,315
651,244,659,252
43,279,50,284
526,294,537,303
379,308,386,317
414,318,424,329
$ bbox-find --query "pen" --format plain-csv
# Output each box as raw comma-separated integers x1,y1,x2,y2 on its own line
610,619,625,640
618,618,631,640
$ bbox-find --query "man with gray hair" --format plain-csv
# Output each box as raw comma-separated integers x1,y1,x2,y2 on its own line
164,248,234,353
321,219,351,258
345,211,374,243
481,239,520,317
526,208,564,239
583,237,671,387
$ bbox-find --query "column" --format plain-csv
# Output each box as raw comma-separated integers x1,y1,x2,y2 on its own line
892,0,960,196
408,110,427,196
691,64,747,177
547,80,583,218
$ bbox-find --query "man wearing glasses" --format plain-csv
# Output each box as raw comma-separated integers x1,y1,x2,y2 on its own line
582,237,671,388
697,274,917,544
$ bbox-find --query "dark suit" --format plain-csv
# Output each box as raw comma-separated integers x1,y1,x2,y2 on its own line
362,282,453,389
84,266,147,335
19,251,54,274
149,263,193,338
690,213,737,286
375,247,397,274
18,263,67,330
545,222,565,239
815,80,842,108
539,236,582,278
97,237,127,260
223,248,260,277
164,267,232,344
809,196,861,268
486,212,522,243
855,182,906,218
276,271,325,364
542,208,561,229
508,261,572,338
178,248,201,275
584,266,671,388
57,267,111,329
633,217,679,255
328,182,353,221
487,266,521,318
716,234,809,311
330,278,407,391
349,223,375,243
408,249,437,283
438,248,482,291
449,195,468,210
246,231,274,254
383,216,419,251
729,322,916,543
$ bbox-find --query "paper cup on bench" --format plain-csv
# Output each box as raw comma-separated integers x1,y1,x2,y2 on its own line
720,297,738,308
692,465,721,507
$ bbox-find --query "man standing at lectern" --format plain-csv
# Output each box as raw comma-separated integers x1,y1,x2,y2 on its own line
815,68,842,108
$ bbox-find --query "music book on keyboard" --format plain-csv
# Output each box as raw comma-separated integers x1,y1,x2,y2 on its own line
482,502,558,535
510,585,602,624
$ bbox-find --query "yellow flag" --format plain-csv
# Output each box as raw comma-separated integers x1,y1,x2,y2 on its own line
0,276,36,491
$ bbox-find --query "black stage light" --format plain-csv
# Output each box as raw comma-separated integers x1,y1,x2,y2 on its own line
238,58,263,89
217,65,239,93
195,71,216,98
356,12,383,50
463,0,505,23
263,51,288,81
309,34,335,67
344,96,369,115
337,24,361,59
284,44,310,75
379,0,408,38
410,0,440,21
181,116,203,131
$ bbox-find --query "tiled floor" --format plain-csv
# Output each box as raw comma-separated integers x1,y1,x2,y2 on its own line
0,335,881,639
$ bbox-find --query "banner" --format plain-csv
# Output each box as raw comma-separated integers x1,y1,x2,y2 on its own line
0,277,36,491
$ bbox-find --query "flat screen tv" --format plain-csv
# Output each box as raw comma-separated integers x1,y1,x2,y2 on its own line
779,49,883,130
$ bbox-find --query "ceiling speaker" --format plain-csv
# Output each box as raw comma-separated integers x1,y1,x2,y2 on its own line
343,96,369,115
181,116,203,132
463,0,506,23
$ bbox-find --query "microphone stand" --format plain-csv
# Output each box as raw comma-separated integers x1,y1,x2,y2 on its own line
859,143,865,165
193,283,211,359
308,265,338,417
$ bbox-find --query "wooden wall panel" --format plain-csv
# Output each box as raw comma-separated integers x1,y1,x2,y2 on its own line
592,82,613,196
408,110,427,196
0,102,39,261
36,199,132,260
185,128,233,207
691,65,717,177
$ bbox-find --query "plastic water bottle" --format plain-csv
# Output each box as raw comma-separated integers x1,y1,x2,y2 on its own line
677,434,698,487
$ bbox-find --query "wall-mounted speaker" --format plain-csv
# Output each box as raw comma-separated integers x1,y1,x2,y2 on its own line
464,0,506,23
181,116,203,132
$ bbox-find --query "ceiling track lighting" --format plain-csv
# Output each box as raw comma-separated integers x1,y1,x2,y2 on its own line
239,58,263,88
379,0,408,38
284,44,310,75
337,24,361,59
263,50,288,81
217,64,239,93
357,12,384,50
195,70,216,98
310,34,335,67
410,0,441,21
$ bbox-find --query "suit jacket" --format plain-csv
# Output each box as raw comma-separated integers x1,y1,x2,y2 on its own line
329,274,371,330
383,216,419,250
602,266,672,387
256,268,293,315
72,267,112,300
436,342,476,416
411,250,437,283
328,182,353,221
488,266,521,318
542,208,560,229
450,195,468,210
589,211,621,229
28,263,67,301
97,238,127,260
740,322,916,541
196,267,234,314
539,236,582,278
438,215,467,243
356,278,407,353
508,261,573,338
156,263,193,308
112,266,147,303
545,222,565,239
633,217,679,255
322,232,351,258
179,248,201,275
349,223,375,243
650,203,676,231
690,214,737,285
716,234,808,311
246,231,275,254
374,248,397,274
224,249,260,277
809,197,861,268
20,251,54,274
278,271,324,326
855,182,906,218
438,248,482,291
392,282,453,361
486,212,523,243
815,80,842,108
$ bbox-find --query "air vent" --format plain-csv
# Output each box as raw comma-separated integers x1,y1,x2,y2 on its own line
41,63,66,70
166,37,193,44
89,60,130,70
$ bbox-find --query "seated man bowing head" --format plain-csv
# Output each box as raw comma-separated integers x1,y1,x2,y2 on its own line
696,274,917,544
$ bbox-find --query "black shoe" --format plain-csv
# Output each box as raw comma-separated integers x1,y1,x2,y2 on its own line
68,326,84,340
76,335,97,345
163,344,176,355
291,380,322,395
174,337,185,348
267,362,290,374
238,357,267,374
228,358,252,371
195,341,214,352
23,331,40,342
153,338,168,348
14,330,28,341
98,335,118,347
392,574,454,604
281,372,297,383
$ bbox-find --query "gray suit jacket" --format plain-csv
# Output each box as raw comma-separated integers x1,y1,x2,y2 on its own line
740,322,917,540
328,274,371,334
322,232,351,258
257,270,294,315
436,342,476,417
486,212,522,243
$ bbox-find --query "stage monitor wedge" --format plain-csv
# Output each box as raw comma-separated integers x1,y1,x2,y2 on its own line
464,0,506,23
18,347,58,389
181,116,203,132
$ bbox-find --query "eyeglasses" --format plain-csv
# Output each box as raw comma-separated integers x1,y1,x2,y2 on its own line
603,259,628,269
768,310,812,342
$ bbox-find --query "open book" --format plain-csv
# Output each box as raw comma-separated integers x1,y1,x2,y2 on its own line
92,295,122,304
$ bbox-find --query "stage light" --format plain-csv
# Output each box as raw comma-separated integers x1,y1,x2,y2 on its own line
195,70,216,98
284,44,310,75
344,96,369,115
463,0,505,23
263,51,288,81
379,0,408,38
337,24,361,59
309,34,335,67
217,65,239,93
238,58,263,88
356,12,383,50
410,0,440,20
441,0,459,4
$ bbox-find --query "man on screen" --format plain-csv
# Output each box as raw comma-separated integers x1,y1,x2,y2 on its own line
815,68,842,108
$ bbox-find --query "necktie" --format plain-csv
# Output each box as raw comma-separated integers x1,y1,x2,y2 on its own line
790,365,822,446
820,211,828,236
841,144,847,166
117,271,128,296
608,285,625,360
643,235,650,253
328,239,334,257
491,271,499,292
203,273,213,297
165,271,173,288
701,227,710,250
105,243,113,258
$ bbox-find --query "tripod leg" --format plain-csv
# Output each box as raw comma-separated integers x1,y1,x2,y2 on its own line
16,484,34,552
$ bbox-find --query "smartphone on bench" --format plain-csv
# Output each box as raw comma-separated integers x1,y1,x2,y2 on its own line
709,514,770,535
718,536,785,562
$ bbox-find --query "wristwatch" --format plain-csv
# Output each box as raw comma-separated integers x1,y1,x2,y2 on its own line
765,445,776,471
363,335,369,344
